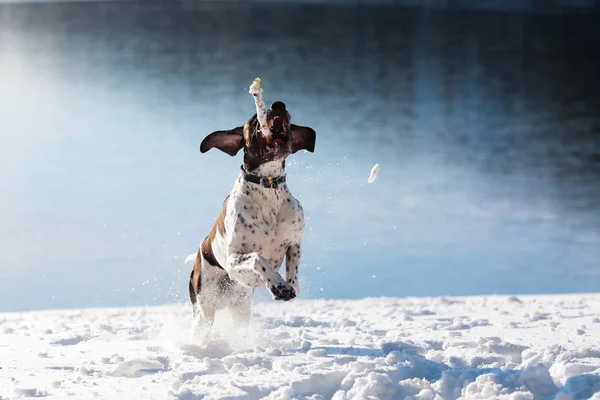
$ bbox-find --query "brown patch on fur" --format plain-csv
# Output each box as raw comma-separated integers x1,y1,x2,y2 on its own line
243,118,253,148
188,270,196,305
189,248,202,305
200,195,229,269
189,195,230,304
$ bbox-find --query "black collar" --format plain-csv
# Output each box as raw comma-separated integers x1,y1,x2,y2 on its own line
240,165,286,189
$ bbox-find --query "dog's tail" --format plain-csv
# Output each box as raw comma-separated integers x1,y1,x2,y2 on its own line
184,253,197,264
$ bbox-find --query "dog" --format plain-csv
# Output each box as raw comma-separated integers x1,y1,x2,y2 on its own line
186,100,316,335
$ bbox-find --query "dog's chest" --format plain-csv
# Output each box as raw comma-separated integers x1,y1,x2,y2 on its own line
226,184,304,266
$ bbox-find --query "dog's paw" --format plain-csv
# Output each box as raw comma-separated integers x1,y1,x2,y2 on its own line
270,283,296,301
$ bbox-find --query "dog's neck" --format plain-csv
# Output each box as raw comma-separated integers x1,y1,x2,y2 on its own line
242,160,286,179
237,160,288,209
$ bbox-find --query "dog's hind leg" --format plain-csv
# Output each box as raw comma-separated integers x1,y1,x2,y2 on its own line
188,250,202,307
191,297,217,341
196,305,215,337
228,288,253,327
188,254,218,340
189,266,203,339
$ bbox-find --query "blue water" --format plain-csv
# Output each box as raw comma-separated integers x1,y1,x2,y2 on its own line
1,2,599,311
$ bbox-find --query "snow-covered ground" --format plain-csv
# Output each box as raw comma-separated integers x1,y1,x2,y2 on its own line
1,294,600,399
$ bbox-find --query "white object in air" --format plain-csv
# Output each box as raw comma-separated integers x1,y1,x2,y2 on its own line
248,77,272,138
368,163,380,183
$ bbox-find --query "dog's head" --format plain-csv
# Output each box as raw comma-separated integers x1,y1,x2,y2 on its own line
200,101,316,169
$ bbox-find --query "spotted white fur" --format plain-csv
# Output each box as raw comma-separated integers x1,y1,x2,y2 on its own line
192,161,304,338
219,161,303,293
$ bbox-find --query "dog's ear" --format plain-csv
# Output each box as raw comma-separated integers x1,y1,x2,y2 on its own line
200,126,244,156
290,124,316,154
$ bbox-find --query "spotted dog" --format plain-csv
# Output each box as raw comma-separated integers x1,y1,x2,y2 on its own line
187,100,316,335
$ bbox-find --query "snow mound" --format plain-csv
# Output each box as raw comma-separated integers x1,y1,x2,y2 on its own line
1,294,599,399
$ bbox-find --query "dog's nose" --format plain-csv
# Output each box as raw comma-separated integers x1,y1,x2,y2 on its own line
271,101,286,111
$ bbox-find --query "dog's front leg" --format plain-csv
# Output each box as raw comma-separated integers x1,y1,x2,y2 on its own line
226,253,296,301
285,242,301,295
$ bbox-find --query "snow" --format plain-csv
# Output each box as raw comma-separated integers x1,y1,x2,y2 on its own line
1,294,600,399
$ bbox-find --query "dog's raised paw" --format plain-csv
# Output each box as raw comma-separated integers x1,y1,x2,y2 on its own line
270,284,296,301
